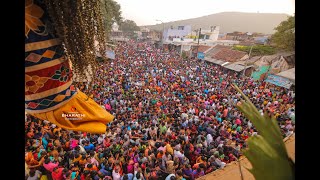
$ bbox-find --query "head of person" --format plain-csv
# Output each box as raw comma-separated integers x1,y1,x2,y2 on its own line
123,174,129,180
53,167,59,173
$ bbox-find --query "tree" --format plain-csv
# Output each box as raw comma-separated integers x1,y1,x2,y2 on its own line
119,19,140,38
271,15,295,51
100,0,123,35
120,19,140,32
233,45,276,56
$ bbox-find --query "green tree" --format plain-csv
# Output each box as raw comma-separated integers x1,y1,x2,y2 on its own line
100,0,123,36
271,15,295,51
119,19,140,38
120,19,140,32
233,45,276,56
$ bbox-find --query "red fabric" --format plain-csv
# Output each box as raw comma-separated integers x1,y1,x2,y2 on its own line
52,168,64,180
25,61,72,95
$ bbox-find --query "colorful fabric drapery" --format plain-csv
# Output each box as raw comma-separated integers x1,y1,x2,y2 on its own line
25,0,113,133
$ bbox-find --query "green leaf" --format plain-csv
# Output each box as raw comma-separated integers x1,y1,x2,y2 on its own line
232,84,294,180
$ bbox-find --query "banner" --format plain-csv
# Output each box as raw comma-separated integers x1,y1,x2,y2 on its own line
197,52,205,59
265,74,293,89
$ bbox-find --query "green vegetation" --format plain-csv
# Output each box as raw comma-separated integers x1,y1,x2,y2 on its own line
271,15,295,51
181,51,188,59
120,20,140,33
101,0,123,36
232,84,294,180
233,45,276,56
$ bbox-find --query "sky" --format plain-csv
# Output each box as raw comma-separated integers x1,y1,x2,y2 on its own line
114,0,295,26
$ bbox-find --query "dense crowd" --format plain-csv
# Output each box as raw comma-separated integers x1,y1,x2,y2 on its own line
25,41,295,180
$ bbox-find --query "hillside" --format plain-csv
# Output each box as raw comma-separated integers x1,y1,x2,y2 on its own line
144,12,290,34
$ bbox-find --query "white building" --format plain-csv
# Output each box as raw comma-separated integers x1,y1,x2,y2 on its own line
112,23,120,31
197,26,220,41
163,25,192,42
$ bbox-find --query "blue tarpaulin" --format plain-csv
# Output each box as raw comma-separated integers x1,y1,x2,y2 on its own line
265,74,293,89
197,52,204,59
106,50,115,59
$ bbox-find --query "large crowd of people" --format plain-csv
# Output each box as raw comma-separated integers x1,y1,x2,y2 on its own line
25,41,295,180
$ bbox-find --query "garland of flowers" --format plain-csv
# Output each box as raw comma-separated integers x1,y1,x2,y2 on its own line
45,0,107,80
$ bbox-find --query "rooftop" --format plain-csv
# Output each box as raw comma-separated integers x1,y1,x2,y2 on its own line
277,68,295,81
212,48,248,62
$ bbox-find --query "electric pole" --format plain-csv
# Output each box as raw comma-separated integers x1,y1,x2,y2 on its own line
243,44,253,77
197,28,201,59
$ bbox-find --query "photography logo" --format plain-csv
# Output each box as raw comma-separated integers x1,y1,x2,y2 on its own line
61,106,86,120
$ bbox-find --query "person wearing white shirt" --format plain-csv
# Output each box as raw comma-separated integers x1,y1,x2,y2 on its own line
181,112,188,119
97,135,104,145
79,136,86,146
78,145,86,154
248,121,253,129
194,116,200,124
112,169,121,180
165,174,175,180
174,149,185,159
166,127,172,136
188,108,195,115
211,103,216,110
206,133,213,145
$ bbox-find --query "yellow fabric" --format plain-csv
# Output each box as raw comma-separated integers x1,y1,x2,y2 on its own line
25,162,30,176
30,90,114,134
40,175,48,180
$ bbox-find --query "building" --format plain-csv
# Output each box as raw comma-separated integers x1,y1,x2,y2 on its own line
110,23,129,42
203,47,252,75
218,33,227,40
251,52,295,81
265,68,295,89
254,36,269,45
163,25,192,42
253,52,295,74
205,45,231,58
276,68,295,85
110,23,123,37
211,48,248,62
223,62,255,76
197,26,220,41
214,40,240,46
140,26,150,38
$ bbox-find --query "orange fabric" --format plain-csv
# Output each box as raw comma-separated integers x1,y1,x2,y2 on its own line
30,90,114,134
84,165,98,172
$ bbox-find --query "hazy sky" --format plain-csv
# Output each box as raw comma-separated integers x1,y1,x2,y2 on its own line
114,0,295,26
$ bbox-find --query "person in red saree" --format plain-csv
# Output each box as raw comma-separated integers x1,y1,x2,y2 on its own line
51,167,64,180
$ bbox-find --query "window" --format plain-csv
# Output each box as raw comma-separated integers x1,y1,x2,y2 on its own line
178,26,184,30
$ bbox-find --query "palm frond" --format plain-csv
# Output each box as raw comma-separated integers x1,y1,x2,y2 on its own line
232,84,294,180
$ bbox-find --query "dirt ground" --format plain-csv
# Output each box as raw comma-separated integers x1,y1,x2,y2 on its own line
198,134,295,180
